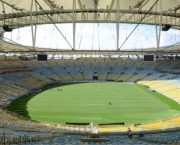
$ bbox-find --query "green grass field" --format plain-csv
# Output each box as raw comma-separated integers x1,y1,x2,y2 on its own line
7,82,180,126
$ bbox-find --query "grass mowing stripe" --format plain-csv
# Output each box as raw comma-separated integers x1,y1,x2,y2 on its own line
6,82,180,126
136,84,180,111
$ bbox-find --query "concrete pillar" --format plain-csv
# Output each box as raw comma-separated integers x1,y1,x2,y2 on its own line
0,27,4,50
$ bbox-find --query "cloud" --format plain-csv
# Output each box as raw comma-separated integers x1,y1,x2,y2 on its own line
4,23,180,50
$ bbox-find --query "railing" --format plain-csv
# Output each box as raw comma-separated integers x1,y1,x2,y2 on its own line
0,132,61,145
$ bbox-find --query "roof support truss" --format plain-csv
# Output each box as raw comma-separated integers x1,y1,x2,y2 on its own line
106,0,115,20
77,0,86,20
126,0,151,21
0,9,180,29
42,0,66,21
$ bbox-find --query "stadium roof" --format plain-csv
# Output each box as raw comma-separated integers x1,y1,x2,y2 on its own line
0,0,180,28
0,0,180,56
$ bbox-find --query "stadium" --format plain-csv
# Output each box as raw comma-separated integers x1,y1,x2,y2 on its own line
0,0,180,144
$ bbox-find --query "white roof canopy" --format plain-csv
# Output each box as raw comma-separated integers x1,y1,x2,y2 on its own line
0,0,180,55
0,0,180,28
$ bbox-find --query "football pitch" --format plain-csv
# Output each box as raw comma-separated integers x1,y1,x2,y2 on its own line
7,82,180,125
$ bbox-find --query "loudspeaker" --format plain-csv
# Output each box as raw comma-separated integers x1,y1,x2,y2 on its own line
162,24,171,31
3,25,12,32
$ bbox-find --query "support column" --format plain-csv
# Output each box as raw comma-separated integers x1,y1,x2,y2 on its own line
155,0,162,51
0,27,4,50
2,2,5,24
116,0,120,50
30,0,37,49
34,2,38,48
155,19,159,49
73,0,76,50
73,23,76,50
158,0,162,51
1,1,6,50
116,23,119,50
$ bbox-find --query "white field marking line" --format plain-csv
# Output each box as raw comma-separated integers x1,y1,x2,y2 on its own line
92,94,150,95
87,104,103,105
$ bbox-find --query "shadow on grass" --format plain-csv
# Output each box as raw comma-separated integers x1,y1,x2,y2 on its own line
6,96,33,118
6,82,89,119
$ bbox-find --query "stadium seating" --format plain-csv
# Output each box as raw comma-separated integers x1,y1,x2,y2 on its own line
11,131,180,145
0,109,57,130
135,131,180,144
0,58,179,106
0,59,180,144
0,127,61,145
98,115,180,134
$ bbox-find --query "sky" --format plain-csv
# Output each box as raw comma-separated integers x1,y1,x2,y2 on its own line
4,23,180,50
